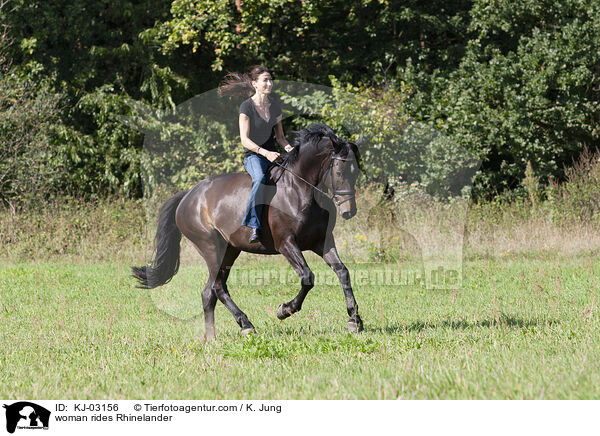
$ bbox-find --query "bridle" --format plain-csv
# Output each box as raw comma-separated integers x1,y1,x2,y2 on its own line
271,153,356,207
326,155,356,206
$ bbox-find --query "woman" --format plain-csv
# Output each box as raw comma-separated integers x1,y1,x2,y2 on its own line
218,66,293,243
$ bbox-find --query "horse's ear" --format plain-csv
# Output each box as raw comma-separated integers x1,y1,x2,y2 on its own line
329,137,344,153
348,141,364,172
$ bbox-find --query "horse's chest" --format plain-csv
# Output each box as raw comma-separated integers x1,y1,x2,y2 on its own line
295,208,333,249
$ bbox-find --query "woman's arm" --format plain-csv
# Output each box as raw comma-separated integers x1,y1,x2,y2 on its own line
240,113,280,161
274,115,293,152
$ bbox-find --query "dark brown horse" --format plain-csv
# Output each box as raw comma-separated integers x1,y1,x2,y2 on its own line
132,123,363,339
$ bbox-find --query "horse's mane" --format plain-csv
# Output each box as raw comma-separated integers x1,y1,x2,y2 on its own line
270,123,362,181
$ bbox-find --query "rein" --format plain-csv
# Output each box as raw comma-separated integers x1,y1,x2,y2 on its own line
270,154,355,206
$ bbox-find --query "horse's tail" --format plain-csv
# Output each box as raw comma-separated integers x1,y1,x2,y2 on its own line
132,190,188,289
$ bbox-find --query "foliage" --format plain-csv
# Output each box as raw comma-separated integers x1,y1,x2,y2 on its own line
51,85,144,198
402,0,600,199
548,147,600,225
0,195,146,261
279,77,478,198
1,0,599,202
523,161,541,209
2,0,189,200
146,0,471,83
0,8,64,207
125,96,244,197
0,73,63,207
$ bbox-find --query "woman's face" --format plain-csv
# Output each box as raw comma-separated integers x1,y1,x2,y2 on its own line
252,72,273,95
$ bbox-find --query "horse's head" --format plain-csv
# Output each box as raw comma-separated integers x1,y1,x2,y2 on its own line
323,138,361,220
287,124,362,219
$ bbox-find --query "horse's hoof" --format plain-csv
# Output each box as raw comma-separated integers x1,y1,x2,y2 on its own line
348,318,364,333
240,327,255,336
276,304,293,320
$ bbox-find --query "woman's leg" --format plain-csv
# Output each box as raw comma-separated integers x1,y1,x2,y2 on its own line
242,154,271,229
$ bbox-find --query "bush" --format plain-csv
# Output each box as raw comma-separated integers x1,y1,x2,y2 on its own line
125,94,245,198
279,78,479,199
0,39,63,208
400,0,600,199
0,195,146,262
549,147,600,225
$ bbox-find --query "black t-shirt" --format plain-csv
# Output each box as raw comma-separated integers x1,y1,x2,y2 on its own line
240,97,282,158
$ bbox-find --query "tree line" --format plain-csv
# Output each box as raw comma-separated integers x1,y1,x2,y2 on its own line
1,0,598,206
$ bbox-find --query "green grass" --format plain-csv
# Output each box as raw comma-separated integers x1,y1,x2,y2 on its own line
1,254,599,399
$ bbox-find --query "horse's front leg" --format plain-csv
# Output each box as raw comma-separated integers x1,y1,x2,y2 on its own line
276,237,315,320
318,238,363,333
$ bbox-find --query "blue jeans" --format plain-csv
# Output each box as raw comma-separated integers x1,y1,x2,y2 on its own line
242,154,273,229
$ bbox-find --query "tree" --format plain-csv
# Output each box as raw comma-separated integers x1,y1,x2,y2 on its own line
403,0,600,198
0,0,63,208
145,0,471,84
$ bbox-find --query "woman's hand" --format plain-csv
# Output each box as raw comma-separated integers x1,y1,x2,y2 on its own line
264,150,281,162
284,144,294,153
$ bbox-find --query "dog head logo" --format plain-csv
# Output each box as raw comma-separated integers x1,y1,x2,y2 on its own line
3,402,50,433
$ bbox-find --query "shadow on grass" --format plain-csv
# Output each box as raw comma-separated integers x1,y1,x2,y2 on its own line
175,314,560,338
219,313,561,338
371,313,559,334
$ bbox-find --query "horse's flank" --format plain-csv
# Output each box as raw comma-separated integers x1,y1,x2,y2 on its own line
132,123,364,337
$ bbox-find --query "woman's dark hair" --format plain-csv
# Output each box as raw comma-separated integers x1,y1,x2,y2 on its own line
218,65,272,98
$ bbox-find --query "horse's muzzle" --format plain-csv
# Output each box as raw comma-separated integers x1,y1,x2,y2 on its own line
341,208,356,220
334,192,356,219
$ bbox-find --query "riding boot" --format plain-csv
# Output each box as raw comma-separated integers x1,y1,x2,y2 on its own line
249,228,261,243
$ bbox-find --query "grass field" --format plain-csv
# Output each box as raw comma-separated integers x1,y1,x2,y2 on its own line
1,252,599,399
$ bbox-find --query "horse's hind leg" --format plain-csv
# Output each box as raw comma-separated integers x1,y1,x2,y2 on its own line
201,282,217,340
188,234,220,340
193,234,254,336
212,245,256,335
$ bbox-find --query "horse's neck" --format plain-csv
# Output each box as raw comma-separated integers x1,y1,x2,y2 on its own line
279,153,329,210
291,153,328,186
